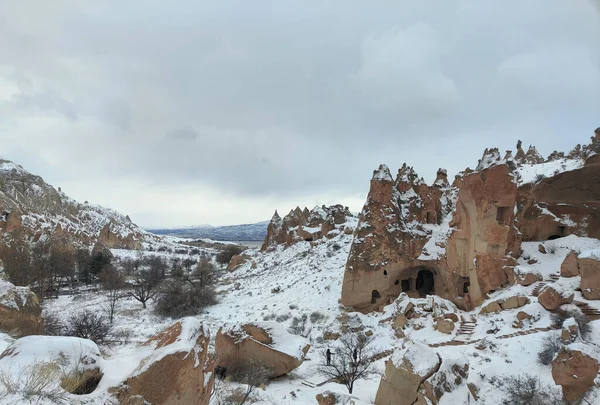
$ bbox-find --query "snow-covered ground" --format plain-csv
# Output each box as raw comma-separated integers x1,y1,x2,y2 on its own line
3,228,600,404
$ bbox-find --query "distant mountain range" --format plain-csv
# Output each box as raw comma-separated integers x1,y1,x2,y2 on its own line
148,221,270,241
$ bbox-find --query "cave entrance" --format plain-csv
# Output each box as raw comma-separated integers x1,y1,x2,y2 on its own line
547,235,561,240
416,269,434,297
371,290,381,304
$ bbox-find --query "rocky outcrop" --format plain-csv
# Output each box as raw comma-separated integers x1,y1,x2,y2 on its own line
421,353,469,404
341,133,600,314
227,254,256,272
579,250,600,300
342,148,519,311
115,318,214,405
261,205,353,251
0,279,43,336
561,252,580,277
552,346,600,403
215,322,310,378
0,157,152,250
374,343,441,405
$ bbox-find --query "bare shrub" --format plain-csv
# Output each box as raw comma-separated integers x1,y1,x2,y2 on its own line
43,313,66,336
551,308,592,341
154,280,216,317
66,310,111,344
216,245,244,265
500,374,564,405
0,361,68,403
215,357,273,405
275,313,291,323
310,311,327,324
318,332,378,394
537,332,562,366
288,314,309,337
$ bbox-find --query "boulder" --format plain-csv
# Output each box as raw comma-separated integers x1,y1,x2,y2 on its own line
316,391,338,405
421,353,469,404
516,311,532,321
538,244,546,254
0,336,103,395
115,318,214,405
227,254,255,272
499,295,529,310
434,318,455,334
504,266,542,286
392,314,408,330
579,250,600,300
538,284,574,311
479,300,502,314
552,346,600,403
374,343,441,405
560,252,580,278
215,322,310,379
560,318,579,344
0,279,43,336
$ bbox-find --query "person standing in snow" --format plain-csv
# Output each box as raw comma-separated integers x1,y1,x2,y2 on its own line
326,348,331,366
353,348,358,363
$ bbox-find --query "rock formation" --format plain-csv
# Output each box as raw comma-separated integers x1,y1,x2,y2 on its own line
215,322,310,378
552,346,600,403
0,157,155,250
261,205,353,251
115,318,214,405
339,132,600,312
0,279,43,336
374,343,441,405
579,250,600,300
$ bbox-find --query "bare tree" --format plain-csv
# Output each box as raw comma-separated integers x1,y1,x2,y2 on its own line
75,248,91,284
317,332,378,394
193,257,217,288
129,267,162,309
99,264,125,323
0,235,31,286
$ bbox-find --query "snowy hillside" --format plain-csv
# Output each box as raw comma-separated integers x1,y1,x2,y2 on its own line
0,157,161,249
149,221,269,241
34,227,600,404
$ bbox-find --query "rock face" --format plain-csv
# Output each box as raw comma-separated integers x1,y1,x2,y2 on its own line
215,322,310,378
579,250,600,300
374,343,441,405
261,205,353,251
116,318,214,405
342,149,519,311
552,346,600,403
561,252,580,277
339,134,600,313
0,280,43,336
0,157,154,250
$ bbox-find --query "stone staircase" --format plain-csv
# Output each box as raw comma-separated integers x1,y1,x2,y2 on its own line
429,315,477,348
573,301,600,321
531,273,560,297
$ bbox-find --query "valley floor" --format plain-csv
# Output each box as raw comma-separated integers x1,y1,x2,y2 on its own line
4,231,600,404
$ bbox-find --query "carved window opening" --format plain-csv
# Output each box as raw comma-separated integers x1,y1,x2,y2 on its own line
371,290,381,304
496,206,510,225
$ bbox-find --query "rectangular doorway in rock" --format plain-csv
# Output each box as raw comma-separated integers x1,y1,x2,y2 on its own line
416,269,434,297
496,206,510,225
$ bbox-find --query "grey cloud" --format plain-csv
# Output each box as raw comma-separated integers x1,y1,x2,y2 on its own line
168,126,198,141
1,0,599,226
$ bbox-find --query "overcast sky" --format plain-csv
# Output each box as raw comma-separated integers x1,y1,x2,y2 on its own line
1,1,599,227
